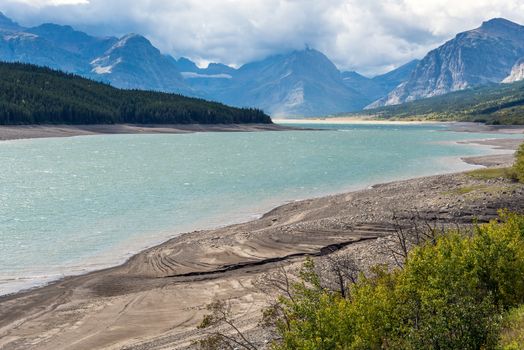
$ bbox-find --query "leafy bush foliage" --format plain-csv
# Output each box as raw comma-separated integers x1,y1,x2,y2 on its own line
514,143,524,183
0,62,271,125
272,212,524,350
499,305,524,349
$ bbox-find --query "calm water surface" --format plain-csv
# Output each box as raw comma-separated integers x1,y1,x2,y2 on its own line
0,123,522,294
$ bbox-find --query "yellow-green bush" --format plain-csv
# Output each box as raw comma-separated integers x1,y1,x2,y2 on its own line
272,212,524,350
514,143,524,183
499,305,524,349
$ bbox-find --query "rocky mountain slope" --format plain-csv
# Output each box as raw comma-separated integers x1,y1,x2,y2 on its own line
89,34,190,93
370,18,524,108
199,49,370,116
503,57,524,83
371,60,420,93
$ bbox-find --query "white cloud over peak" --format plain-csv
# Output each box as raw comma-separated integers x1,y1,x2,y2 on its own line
1,0,524,75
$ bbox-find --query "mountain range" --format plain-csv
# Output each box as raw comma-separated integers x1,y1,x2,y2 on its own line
1,12,523,117
0,11,414,116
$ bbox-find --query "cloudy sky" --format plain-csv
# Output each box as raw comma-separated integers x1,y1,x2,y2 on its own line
2,0,524,75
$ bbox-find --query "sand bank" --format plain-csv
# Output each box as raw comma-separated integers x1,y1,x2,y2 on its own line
0,123,297,141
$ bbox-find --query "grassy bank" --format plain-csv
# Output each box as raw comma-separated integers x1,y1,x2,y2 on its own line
357,80,524,125
467,142,524,182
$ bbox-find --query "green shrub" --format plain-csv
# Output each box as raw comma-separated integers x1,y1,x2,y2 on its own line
271,212,524,350
514,143,524,183
499,305,524,349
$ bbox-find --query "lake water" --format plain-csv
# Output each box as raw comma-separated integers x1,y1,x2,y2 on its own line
0,123,522,295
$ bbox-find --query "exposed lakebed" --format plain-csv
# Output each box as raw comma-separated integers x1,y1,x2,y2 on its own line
0,123,522,295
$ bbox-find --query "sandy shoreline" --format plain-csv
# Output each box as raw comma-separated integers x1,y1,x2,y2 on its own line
460,138,524,167
0,123,298,141
0,131,523,349
277,117,524,133
273,117,442,125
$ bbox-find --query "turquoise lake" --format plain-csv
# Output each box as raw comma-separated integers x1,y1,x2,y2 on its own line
1,123,523,295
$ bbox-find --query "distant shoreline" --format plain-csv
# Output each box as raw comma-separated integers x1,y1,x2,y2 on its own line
277,118,524,134
0,123,299,141
2,121,522,142
274,117,443,125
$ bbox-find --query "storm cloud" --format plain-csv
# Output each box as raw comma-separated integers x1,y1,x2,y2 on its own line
2,0,524,75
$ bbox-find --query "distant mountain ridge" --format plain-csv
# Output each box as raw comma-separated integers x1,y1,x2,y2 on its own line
0,15,194,95
0,11,22,31
370,18,524,108
201,49,370,116
2,12,522,117
89,33,189,93
340,60,420,103
176,50,417,116
26,23,116,60
0,11,418,116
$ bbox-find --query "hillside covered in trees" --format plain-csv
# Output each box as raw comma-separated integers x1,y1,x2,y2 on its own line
0,62,271,125
359,80,524,124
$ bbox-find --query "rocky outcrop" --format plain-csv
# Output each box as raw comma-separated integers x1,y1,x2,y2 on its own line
503,57,524,83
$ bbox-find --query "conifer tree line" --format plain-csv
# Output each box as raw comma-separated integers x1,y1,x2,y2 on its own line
0,62,272,125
